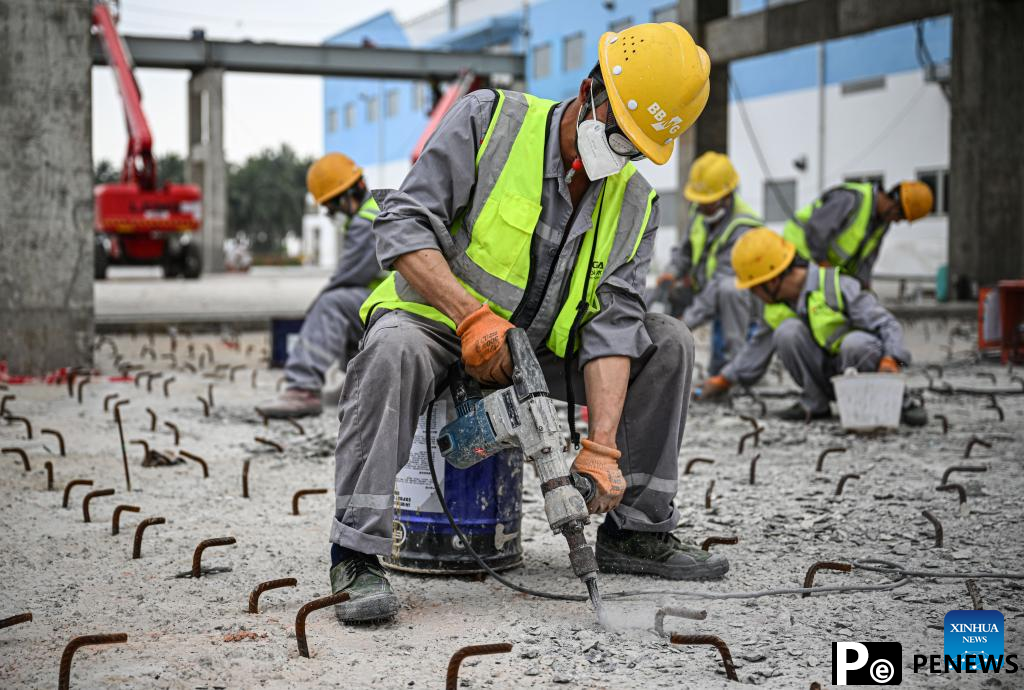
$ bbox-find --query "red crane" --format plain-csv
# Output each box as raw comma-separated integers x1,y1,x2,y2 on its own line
92,0,203,279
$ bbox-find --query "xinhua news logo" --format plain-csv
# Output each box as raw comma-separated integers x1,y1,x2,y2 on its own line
832,642,902,685
909,609,1020,675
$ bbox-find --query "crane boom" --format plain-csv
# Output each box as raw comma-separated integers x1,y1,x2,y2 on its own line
92,1,156,190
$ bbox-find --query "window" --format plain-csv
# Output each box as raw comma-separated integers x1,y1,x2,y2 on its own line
652,5,677,23
365,96,378,123
609,17,633,33
563,33,584,72
532,43,551,79
411,83,427,113
916,168,949,215
844,173,885,190
327,108,338,133
763,179,796,223
385,89,400,119
344,103,356,129
841,76,886,96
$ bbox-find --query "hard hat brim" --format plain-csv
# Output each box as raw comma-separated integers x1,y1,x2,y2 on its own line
734,241,796,290
683,183,734,205
313,167,362,205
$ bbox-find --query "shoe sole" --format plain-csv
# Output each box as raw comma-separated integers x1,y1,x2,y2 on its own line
595,543,730,581
334,592,399,624
254,406,322,419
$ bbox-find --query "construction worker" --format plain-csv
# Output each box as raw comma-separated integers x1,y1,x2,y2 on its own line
660,152,762,374
327,23,725,624
256,153,384,418
695,228,927,426
783,180,934,288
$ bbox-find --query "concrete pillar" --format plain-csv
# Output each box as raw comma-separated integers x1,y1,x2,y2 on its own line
948,0,1024,296
187,68,227,274
0,0,94,374
675,0,729,242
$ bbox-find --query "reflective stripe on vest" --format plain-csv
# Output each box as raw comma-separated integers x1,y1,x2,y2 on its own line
762,267,850,355
782,182,882,276
353,196,386,290
358,89,656,358
687,195,761,289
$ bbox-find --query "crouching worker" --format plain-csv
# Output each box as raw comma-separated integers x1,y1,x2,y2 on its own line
695,228,926,426
256,154,385,418
328,23,728,624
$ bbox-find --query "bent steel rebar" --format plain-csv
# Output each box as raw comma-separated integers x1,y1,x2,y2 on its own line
82,488,115,523
292,488,328,515
242,459,250,498
111,505,140,535
62,479,94,508
295,591,350,658
129,439,149,463
248,577,297,613
921,509,943,547
737,429,761,455
802,561,852,598
815,447,846,472
985,394,1004,422
445,643,514,689
164,421,180,446
284,418,305,435
964,436,991,459
0,612,32,630
748,454,762,485
192,537,236,577
76,378,91,404
5,415,32,439
3,447,30,471
178,450,209,478
40,428,66,456
162,377,176,398
685,457,715,474
934,414,949,435
940,464,987,485
229,365,245,382
834,473,861,496
45,461,54,490
701,536,739,552
58,633,128,690
705,480,715,510
669,634,738,681
132,517,165,558
937,483,967,506
145,408,158,431
653,606,707,636
254,436,284,453
102,394,119,412
113,400,132,492
0,394,14,416
196,397,210,417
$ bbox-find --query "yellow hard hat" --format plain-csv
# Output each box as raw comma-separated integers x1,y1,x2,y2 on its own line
307,153,362,205
597,22,711,166
898,180,934,222
684,151,739,204
732,227,797,290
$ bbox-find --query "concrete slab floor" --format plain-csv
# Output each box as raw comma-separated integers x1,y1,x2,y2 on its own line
0,326,1022,689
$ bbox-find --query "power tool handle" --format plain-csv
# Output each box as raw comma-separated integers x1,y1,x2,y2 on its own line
505,328,549,398
571,471,596,504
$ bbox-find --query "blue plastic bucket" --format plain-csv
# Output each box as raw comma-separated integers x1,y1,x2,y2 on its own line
382,403,524,574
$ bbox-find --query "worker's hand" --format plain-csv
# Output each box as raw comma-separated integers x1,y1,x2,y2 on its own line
656,272,677,287
694,375,731,401
572,439,625,514
456,304,514,386
877,355,901,373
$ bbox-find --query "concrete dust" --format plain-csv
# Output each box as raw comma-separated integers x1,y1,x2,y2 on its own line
1,321,1022,688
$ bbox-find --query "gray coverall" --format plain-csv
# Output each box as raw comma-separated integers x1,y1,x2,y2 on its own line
285,207,382,392
801,185,889,287
721,265,911,415
674,197,759,369
330,91,695,555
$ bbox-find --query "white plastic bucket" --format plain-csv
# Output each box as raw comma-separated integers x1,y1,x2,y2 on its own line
831,370,906,431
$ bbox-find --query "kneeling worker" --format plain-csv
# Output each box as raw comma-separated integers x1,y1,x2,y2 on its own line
257,153,385,418
783,179,933,288
696,228,926,425
328,23,727,624
664,151,762,373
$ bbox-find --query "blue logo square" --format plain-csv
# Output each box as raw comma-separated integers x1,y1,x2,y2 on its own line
944,610,1005,671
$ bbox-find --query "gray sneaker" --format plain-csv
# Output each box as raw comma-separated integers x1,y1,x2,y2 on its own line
329,553,399,624
595,528,729,580
255,388,322,418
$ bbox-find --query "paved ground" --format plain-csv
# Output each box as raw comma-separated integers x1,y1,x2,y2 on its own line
1,325,1022,688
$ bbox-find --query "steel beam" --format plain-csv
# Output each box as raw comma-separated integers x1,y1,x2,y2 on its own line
705,0,950,64
91,34,524,80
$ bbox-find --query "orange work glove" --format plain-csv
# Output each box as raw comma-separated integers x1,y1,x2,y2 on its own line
455,304,514,386
657,272,677,287
695,375,731,400
571,438,625,514
877,355,901,373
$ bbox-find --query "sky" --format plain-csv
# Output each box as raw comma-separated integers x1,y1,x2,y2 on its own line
91,0,436,166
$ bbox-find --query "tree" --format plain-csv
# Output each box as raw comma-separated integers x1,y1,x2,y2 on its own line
228,144,313,254
93,153,185,186
94,159,119,185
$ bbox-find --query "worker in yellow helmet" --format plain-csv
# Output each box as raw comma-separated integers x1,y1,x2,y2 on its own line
325,23,727,625
783,180,934,288
256,153,385,418
694,228,926,426
659,152,762,374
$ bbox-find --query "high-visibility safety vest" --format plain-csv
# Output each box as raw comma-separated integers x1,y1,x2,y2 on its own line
687,195,761,290
782,182,885,278
762,267,851,355
349,196,385,291
359,90,657,358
